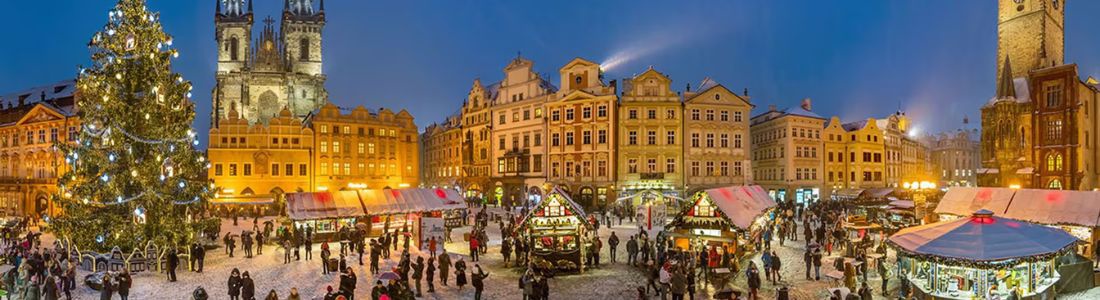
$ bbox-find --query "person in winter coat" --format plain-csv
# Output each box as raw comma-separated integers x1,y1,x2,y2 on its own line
287,287,301,300
608,232,620,263
626,236,639,266
43,274,60,300
412,256,424,297
471,265,489,300
812,248,824,281
167,249,180,282
117,269,132,300
770,250,782,284
803,248,813,280
438,250,451,286
469,236,480,262
746,262,761,300
454,258,468,291
426,257,437,293
370,281,384,300
98,273,113,300
264,290,279,300
228,268,243,300
339,268,357,300
669,268,687,300
241,271,256,300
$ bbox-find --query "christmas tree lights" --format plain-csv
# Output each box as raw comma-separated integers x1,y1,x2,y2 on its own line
50,0,212,251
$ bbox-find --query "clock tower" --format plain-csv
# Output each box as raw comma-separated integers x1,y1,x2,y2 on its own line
997,0,1065,80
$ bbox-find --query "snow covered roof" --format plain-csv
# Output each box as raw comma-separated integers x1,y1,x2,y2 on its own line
286,191,367,220
0,79,76,109
697,77,719,92
780,106,824,119
842,120,868,131
701,185,777,230
484,82,501,101
983,77,1031,107
935,187,1100,227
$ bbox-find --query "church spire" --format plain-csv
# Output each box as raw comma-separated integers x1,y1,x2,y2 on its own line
320,0,325,12
997,56,1016,99
248,0,253,13
215,0,221,14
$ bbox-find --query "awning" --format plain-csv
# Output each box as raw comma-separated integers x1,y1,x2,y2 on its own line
359,188,465,215
1015,167,1034,175
864,188,896,199
889,200,915,209
703,185,778,230
935,187,1100,228
933,187,1014,216
977,168,999,174
833,189,864,199
286,191,367,220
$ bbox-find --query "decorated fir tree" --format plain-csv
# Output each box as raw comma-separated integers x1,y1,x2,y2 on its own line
51,0,211,251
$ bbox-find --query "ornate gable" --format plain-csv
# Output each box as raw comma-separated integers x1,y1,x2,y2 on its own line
16,104,66,126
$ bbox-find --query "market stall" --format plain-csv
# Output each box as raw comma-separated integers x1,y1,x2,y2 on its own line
888,209,1078,300
285,190,367,241
516,187,591,272
665,185,776,261
883,200,918,234
358,188,466,247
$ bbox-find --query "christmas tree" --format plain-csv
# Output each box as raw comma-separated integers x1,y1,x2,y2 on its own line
51,0,212,251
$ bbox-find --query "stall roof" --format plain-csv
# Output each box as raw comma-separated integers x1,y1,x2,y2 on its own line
359,188,465,215
889,200,915,209
833,189,864,198
286,191,366,220
864,188,896,199
704,185,777,229
935,187,1100,227
933,187,1015,216
889,210,1078,264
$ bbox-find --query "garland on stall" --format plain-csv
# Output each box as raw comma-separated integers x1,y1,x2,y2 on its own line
886,238,1078,269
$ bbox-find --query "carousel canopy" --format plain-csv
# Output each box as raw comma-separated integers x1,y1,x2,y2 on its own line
889,209,1078,265
286,191,367,220
703,185,777,229
936,187,1100,227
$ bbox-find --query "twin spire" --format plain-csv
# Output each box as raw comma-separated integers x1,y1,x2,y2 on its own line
216,0,252,17
996,56,1016,99
284,0,325,15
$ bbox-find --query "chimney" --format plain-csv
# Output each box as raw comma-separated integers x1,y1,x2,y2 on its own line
743,88,749,97
768,105,777,112
800,98,812,111
609,79,617,94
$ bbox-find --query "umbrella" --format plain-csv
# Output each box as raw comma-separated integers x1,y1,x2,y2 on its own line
377,272,400,281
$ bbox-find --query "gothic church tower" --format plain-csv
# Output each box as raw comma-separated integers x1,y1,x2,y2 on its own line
996,0,1064,79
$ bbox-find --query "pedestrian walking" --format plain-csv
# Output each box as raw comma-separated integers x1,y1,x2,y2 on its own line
471,265,489,300
454,258,467,291
241,271,255,300
117,269,132,300
770,250,782,284
608,231,619,263
228,268,243,300
426,257,436,293
747,262,761,300
438,250,451,286
412,256,424,297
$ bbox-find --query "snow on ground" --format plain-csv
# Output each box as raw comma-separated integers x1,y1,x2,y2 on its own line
42,208,1100,300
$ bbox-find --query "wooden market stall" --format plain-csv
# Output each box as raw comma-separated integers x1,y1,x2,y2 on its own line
666,185,777,261
516,187,592,272
889,209,1077,300
358,188,465,248
285,190,367,241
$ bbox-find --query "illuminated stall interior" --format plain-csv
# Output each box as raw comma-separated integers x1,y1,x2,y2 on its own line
516,187,591,271
666,185,776,259
889,210,1077,300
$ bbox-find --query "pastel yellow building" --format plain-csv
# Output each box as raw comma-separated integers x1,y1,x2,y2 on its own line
825,117,887,200
547,58,617,209
683,78,752,193
750,99,825,204
460,79,497,198
310,103,419,191
617,68,683,196
208,105,313,213
0,80,79,217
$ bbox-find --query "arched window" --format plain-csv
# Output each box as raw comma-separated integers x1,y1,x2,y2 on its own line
1048,179,1063,190
229,37,239,61
299,38,310,61
1046,153,1063,171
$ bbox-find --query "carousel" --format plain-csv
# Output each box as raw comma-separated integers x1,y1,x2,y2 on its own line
516,187,592,272
888,209,1078,300
665,185,777,260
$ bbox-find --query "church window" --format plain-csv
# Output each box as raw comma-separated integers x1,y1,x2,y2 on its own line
229,37,239,61
300,38,310,61
1046,153,1063,171
1048,179,1063,189
1045,85,1062,108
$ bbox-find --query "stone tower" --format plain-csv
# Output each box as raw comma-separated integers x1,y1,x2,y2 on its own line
215,0,252,73
282,0,325,76
211,0,328,127
996,0,1065,79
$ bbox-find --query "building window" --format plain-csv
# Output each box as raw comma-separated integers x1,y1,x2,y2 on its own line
691,161,700,176
320,141,328,153
628,131,637,145
629,109,638,120
551,110,560,121
215,164,223,176
1047,153,1064,171
299,38,310,61
666,158,676,174
734,134,742,148
628,159,638,174
734,111,743,122
597,130,607,144
535,133,542,146
343,163,351,175
666,131,676,145
597,160,607,177
691,109,700,120
1048,179,1063,190
333,141,341,153
499,136,506,150
720,111,729,122
666,109,676,119
647,159,657,172
1045,84,1062,108
582,107,592,119
565,132,574,145
705,161,715,176
50,128,58,142
300,164,308,176
583,131,592,145
648,109,657,120
358,143,365,154
691,133,700,148
319,163,327,175
598,106,607,117
647,131,657,145
552,133,560,147
499,114,506,125
533,155,543,173
706,134,714,148
565,108,574,120
243,164,252,176
720,134,729,148
68,126,77,141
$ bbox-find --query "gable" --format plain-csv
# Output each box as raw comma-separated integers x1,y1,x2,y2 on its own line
685,84,750,107
16,104,66,126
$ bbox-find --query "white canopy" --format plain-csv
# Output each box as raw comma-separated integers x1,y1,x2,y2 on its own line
286,191,366,220
935,187,1100,227
359,188,465,215
703,185,777,229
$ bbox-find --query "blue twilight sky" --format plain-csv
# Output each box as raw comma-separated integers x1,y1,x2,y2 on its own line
4,0,1100,144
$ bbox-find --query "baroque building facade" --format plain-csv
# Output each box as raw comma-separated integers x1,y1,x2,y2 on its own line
616,68,683,197
546,58,617,209
459,79,497,199
211,0,327,127
751,100,824,203
0,80,79,217
981,0,1100,190
928,128,981,187
683,78,753,194
421,115,463,189
489,57,556,207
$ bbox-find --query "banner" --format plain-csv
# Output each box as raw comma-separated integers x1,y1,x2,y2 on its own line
421,217,446,250
636,202,667,237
